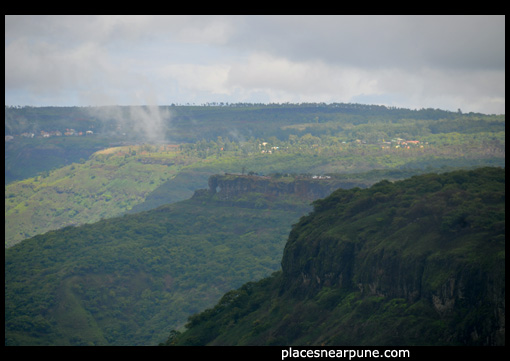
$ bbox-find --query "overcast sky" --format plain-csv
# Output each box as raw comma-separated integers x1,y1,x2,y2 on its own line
5,15,505,114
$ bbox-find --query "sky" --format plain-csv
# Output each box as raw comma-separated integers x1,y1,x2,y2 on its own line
5,15,505,114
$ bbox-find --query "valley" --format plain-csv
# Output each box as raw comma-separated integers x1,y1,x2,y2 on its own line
4,103,505,346
5,175,315,345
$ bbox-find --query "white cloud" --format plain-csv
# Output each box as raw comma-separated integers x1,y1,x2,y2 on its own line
225,53,379,102
160,63,231,95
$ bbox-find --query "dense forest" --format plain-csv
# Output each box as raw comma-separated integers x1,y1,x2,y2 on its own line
7,103,500,140
164,167,505,346
5,185,310,345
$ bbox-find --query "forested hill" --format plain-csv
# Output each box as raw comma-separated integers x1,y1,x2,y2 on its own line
6,103,505,185
6,103,495,142
165,167,505,346
6,103,505,246
5,180,314,346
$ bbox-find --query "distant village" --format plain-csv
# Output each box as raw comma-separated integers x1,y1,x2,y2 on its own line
5,129,94,141
258,137,425,155
381,138,425,149
5,129,426,154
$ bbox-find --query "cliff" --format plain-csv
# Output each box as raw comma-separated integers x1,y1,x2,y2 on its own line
206,173,365,201
165,167,505,346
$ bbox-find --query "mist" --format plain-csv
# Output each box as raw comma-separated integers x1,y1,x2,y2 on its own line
87,105,172,143
129,105,171,143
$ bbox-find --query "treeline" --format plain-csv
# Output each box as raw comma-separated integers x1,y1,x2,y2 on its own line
5,103,502,141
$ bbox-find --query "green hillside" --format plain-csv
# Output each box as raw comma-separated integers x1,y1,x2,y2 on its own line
165,167,505,346
5,125,505,247
5,104,505,247
5,186,310,345
5,145,184,247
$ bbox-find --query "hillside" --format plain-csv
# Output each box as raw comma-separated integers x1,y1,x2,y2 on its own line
5,104,505,247
164,167,505,346
5,176,323,346
5,145,185,247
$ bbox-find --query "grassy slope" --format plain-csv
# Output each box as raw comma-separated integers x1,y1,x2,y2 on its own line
5,145,184,247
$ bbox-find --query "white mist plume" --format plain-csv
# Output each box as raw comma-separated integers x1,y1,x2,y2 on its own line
87,103,171,143
128,104,170,143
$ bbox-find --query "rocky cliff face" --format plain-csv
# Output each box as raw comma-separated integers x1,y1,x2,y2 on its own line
280,168,505,345
207,174,364,201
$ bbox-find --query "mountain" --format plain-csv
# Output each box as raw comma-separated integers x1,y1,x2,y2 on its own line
164,167,505,346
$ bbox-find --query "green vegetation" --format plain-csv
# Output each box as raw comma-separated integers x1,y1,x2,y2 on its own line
5,189,308,345
5,104,505,247
6,103,505,188
5,145,184,247
4,104,505,346
165,167,505,346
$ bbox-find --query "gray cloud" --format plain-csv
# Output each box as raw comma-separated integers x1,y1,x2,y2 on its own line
228,15,505,70
5,15,505,114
